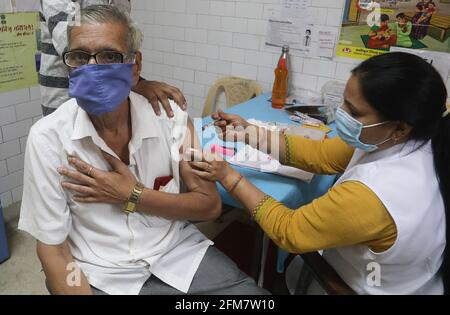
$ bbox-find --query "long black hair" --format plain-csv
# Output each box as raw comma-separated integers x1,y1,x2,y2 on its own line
352,52,449,293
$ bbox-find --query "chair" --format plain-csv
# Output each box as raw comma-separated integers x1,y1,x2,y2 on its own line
284,252,356,295
202,77,264,117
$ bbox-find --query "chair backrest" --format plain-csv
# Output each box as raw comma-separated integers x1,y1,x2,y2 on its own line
202,76,263,117
285,252,356,295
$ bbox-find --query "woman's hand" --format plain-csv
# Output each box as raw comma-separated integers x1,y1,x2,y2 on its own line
57,152,137,203
133,80,187,117
212,110,260,145
189,151,241,190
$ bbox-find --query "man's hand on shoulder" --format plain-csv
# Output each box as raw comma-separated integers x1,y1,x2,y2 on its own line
133,80,187,117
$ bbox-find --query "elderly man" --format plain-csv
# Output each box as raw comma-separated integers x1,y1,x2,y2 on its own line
19,5,267,295
40,0,185,117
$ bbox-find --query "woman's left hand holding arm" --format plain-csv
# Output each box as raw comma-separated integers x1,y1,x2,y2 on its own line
189,152,268,214
187,151,240,192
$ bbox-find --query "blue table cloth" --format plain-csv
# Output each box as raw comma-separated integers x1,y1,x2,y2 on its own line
0,202,10,263
195,92,337,272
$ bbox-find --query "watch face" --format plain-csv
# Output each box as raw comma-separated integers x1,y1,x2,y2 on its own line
123,183,144,213
123,202,136,213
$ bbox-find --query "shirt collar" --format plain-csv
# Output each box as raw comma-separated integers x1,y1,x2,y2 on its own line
71,92,159,151
129,92,160,142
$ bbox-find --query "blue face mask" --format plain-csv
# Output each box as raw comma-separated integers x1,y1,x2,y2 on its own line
69,63,134,116
336,107,392,152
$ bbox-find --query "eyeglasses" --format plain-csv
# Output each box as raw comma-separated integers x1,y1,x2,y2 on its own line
63,50,135,68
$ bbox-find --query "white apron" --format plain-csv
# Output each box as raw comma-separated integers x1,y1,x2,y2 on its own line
323,140,445,294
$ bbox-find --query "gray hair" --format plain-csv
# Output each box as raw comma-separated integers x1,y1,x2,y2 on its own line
68,5,143,52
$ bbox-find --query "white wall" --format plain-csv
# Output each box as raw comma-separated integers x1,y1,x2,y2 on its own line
0,86,42,208
1,0,450,207
130,0,359,118
131,0,450,118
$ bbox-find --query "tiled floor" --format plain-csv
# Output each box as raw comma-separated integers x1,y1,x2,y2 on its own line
0,202,48,295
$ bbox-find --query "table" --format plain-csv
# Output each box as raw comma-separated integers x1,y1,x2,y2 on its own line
195,92,337,278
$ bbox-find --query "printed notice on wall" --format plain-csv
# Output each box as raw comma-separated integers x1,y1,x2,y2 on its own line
0,12,39,93
265,0,317,56
318,27,338,58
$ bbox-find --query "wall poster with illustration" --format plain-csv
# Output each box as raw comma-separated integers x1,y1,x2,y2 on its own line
336,0,450,61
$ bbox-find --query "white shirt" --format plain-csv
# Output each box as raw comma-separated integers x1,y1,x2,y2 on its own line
19,92,213,294
324,140,445,294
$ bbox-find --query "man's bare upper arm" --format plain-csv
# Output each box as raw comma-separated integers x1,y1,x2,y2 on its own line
179,118,218,195
37,239,72,262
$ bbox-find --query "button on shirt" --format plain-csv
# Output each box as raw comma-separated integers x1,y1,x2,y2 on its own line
18,92,213,294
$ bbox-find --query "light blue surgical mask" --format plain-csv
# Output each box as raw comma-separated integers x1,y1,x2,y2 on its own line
336,107,392,152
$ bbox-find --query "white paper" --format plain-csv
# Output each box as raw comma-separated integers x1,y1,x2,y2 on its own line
0,0,12,13
265,0,316,57
284,126,326,140
266,20,316,56
228,119,325,183
391,47,450,81
229,145,314,183
283,0,310,11
247,118,327,140
318,27,338,58
266,20,301,50
263,4,282,21
14,0,40,12
282,0,312,22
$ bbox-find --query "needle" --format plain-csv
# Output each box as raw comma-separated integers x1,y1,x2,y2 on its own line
202,119,222,131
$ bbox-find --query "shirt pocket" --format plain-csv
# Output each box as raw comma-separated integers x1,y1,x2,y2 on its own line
140,178,179,228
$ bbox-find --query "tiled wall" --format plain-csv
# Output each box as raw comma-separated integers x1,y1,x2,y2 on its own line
131,0,450,117
0,86,42,207
1,0,450,207
130,0,359,117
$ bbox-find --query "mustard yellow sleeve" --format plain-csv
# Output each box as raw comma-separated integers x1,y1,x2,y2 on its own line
285,135,355,175
255,181,397,254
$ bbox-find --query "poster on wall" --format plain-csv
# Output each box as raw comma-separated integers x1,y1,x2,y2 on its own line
0,12,39,93
336,0,450,60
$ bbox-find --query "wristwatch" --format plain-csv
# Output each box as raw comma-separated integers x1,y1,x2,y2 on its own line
123,182,145,214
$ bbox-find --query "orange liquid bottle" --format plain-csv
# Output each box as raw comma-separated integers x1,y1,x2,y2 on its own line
272,45,289,109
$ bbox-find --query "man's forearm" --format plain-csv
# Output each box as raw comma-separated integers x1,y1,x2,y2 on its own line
131,77,147,95
136,189,221,221
37,241,92,295
43,257,92,295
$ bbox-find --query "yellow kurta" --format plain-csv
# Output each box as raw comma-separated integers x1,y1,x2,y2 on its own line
255,135,397,253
